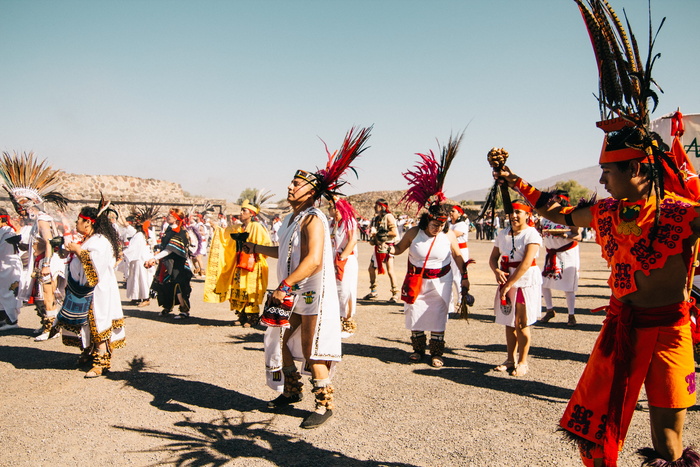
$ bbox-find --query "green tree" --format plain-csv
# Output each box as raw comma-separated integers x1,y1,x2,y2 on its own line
552,180,592,203
237,188,258,205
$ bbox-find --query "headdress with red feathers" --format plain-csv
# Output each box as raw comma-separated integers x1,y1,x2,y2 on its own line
400,131,465,214
295,126,373,201
332,197,357,231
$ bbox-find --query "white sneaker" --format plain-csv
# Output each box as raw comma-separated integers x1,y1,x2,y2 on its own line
35,331,59,341
340,331,354,339
0,322,18,331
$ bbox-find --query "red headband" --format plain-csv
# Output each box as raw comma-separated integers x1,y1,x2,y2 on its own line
453,205,464,215
170,210,183,222
376,202,389,212
511,202,533,213
79,213,96,223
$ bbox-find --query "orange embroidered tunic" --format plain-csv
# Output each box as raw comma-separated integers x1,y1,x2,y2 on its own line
591,193,698,298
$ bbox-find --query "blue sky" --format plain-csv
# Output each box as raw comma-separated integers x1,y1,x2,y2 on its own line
1,0,698,202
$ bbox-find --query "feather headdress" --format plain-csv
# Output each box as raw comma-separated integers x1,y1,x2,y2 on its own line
0,151,68,212
332,197,357,231
576,0,685,250
131,203,160,225
575,0,665,127
400,131,465,214
296,126,373,201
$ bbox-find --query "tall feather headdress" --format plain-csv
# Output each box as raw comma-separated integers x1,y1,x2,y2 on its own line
0,151,68,212
296,125,373,201
400,131,465,214
575,0,664,127
242,188,276,223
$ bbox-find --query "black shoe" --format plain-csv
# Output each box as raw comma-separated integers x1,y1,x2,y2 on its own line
267,393,302,409
300,410,333,429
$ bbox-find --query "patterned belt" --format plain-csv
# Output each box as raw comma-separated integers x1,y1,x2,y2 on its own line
407,263,451,279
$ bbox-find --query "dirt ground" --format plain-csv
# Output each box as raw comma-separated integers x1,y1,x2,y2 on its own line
1,238,698,467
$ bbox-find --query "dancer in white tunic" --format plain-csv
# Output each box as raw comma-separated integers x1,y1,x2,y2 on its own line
328,198,359,338
0,209,22,330
537,190,581,327
0,151,68,341
394,131,469,368
53,205,125,378
489,201,542,377
245,126,371,429
123,225,155,306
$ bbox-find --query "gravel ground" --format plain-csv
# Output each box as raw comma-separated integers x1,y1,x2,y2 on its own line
1,239,698,467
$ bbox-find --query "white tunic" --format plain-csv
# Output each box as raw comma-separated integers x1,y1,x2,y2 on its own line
404,230,453,332
493,226,542,327
122,231,155,300
0,226,22,321
540,218,580,292
332,219,358,320
265,207,341,391
66,234,125,348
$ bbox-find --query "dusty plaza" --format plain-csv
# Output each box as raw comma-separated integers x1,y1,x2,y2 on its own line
1,238,698,467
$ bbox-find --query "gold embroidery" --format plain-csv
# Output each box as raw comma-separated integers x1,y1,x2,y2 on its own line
79,250,99,287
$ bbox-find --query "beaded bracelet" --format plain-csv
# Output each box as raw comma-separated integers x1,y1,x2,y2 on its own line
278,280,292,294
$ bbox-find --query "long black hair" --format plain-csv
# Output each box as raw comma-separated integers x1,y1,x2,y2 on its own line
80,206,121,260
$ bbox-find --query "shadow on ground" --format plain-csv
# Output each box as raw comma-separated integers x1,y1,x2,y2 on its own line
115,413,419,466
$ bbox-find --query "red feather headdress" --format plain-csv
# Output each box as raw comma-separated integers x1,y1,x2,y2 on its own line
297,126,373,201
400,131,465,214
332,197,357,231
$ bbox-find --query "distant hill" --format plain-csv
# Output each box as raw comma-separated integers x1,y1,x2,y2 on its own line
452,165,607,202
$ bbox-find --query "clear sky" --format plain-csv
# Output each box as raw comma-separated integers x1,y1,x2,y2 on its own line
2,0,698,203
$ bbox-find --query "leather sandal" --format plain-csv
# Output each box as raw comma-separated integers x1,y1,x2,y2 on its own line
494,360,515,372
511,363,529,377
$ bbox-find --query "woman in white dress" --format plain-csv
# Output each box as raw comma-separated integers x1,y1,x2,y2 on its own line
54,205,125,378
328,198,359,338
391,204,470,367
488,201,542,377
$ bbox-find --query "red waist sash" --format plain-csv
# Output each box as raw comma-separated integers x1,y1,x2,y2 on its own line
407,262,451,279
593,297,690,465
543,241,577,276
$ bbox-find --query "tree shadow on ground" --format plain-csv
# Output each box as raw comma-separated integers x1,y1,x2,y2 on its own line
123,308,233,327
0,345,79,370
115,413,419,467
107,356,262,413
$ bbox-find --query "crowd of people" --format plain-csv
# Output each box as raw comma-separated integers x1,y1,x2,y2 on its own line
2,1,700,464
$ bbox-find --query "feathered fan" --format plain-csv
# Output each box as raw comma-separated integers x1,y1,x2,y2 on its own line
399,131,465,214
0,151,68,212
313,126,373,201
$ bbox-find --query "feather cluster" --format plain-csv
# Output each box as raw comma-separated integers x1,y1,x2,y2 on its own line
313,126,373,200
0,151,68,210
250,188,275,217
131,203,160,225
400,131,465,214
575,0,664,126
333,197,357,231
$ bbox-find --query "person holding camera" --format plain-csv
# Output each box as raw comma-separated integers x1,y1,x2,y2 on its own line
363,198,399,302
